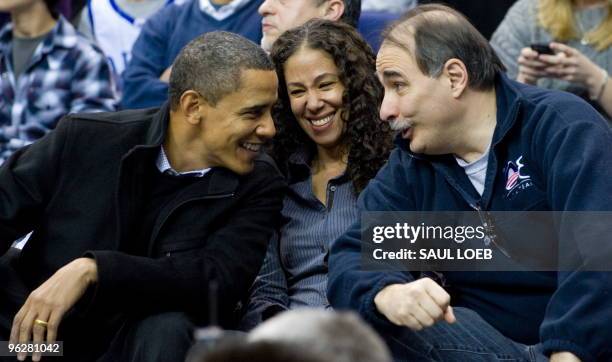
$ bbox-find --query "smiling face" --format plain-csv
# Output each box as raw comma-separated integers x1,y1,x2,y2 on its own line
283,46,347,150
376,41,457,155
258,0,328,52
197,69,279,175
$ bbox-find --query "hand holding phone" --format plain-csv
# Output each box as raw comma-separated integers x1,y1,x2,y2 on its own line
530,43,555,55
517,46,549,84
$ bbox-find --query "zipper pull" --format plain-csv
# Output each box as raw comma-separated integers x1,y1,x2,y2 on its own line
470,203,511,259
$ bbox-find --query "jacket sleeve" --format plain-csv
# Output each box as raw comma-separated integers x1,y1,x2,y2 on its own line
239,232,290,331
0,117,69,254
533,99,612,362
327,149,417,333
86,161,286,326
120,8,172,109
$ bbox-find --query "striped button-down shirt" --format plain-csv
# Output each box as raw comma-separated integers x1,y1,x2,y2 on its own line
241,150,359,330
0,16,117,164
156,146,211,177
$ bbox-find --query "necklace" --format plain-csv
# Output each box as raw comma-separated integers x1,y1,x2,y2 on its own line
574,2,607,46
575,14,591,45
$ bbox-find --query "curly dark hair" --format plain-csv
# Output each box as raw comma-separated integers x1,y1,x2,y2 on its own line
270,19,393,193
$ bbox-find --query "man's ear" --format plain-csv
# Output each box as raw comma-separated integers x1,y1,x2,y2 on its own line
179,90,207,125
443,58,468,98
321,0,344,22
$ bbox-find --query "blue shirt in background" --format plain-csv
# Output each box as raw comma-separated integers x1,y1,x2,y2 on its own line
121,0,263,109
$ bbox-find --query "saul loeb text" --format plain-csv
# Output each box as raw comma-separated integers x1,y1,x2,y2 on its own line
373,248,493,261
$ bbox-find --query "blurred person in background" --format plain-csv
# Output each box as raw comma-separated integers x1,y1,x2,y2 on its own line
0,13,10,28
248,309,392,362
121,0,263,109
192,340,329,362
76,0,176,95
0,0,116,165
193,310,391,362
491,0,611,120
361,0,415,13
257,0,361,53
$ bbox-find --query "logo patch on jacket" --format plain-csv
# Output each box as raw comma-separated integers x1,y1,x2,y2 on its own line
504,156,533,199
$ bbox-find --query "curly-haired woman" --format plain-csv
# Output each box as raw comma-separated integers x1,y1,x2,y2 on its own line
240,19,393,330
491,0,612,120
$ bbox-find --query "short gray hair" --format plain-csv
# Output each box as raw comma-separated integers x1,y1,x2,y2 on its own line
169,31,274,109
382,4,505,90
249,309,392,362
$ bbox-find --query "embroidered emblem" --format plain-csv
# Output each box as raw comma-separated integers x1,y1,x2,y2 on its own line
505,156,530,191
503,155,534,200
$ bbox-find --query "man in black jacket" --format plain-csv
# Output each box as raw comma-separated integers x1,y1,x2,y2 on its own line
0,31,285,362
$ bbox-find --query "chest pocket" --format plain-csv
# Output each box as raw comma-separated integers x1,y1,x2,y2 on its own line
491,158,554,265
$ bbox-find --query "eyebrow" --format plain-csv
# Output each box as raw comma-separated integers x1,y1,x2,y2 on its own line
381,70,404,79
287,72,338,87
238,104,269,114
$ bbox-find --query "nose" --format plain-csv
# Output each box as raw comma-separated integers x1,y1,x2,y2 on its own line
257,112,276,139
258,0,273,16
379,92,399,123
305,91,324,114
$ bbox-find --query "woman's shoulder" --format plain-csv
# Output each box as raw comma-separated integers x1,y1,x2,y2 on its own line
502,0,539,25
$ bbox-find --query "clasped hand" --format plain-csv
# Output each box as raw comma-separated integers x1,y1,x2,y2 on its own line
374,277,456,331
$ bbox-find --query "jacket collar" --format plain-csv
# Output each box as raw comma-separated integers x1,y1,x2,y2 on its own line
491,73,524,148
128,102,239,195
393,73,527,207
144,102,170,146
117,103,169,168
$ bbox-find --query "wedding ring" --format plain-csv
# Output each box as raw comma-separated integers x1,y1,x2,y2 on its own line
33,319,48,328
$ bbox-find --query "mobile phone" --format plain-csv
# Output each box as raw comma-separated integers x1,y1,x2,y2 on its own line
530,43,554,55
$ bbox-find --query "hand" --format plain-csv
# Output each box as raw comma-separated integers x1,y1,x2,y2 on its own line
539,42,604,97
160,66,173,83
517,47,550,85
9,258,98,361
374,278,456,331
550,351,582,362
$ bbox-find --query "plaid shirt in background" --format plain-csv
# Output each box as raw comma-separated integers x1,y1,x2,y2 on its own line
0,16,117,164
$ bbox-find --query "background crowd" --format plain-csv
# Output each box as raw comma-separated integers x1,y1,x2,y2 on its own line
1,0,609,166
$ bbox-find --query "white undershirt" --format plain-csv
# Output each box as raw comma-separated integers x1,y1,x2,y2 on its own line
455,149,490,196
199,0,252,21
